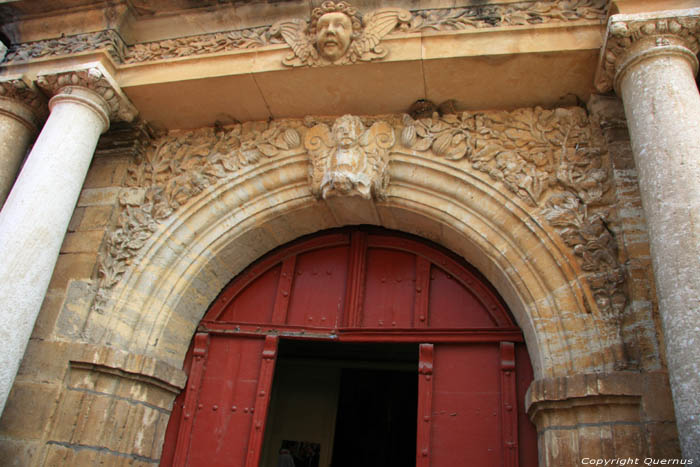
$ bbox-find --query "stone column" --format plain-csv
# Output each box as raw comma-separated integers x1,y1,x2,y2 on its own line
0,63,136,415
0,77,47,208
595,9,700,458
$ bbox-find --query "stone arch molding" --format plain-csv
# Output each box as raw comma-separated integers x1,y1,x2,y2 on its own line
86,108,626,381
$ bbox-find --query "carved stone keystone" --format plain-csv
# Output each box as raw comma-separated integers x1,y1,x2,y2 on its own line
306,114,395,199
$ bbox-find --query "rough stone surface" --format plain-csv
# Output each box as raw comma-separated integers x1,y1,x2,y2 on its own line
0,1,690,465
617,33,700,459
0,85,109,416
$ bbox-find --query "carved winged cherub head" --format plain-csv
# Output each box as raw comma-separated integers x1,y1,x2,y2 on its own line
310,1,362,62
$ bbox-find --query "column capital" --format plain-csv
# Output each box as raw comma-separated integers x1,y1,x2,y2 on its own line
36,62,137,124
0,75,48,132
595,8,700,94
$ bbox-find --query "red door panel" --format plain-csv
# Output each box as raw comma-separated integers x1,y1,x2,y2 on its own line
428,265,498,328
217,264,281,323
430,343,503,466
185,336,272,466
286,245,349,328
162,228,538,466
362,247,417,328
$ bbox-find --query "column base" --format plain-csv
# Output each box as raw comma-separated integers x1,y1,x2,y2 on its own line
527,372,680,465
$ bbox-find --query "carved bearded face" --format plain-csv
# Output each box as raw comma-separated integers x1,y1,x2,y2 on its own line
315,12,353,62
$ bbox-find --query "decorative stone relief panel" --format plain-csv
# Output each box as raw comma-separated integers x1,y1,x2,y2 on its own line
95,107,625,362
2,1,607,66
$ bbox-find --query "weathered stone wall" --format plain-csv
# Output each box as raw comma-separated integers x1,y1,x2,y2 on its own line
0,104,680,465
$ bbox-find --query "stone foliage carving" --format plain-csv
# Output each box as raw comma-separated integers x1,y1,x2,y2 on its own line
0,77,47,119
3,30,127,64
595,12,700,92
95,120,304,311
270,1,411,66
127,27,277,63
399,107,623,322
36,66,137,122
400,108,606,206
3,2,606,66
306,115,395,199
97,108,623,328
406,0,605,31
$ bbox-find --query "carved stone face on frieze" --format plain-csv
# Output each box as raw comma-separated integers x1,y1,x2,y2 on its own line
315,11,353,62
272,1,410,67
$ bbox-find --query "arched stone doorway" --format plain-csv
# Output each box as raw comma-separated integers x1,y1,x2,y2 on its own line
159,227,537,466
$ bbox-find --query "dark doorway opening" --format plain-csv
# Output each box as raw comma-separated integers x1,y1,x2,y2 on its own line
261,341,418,467
331,367,417,467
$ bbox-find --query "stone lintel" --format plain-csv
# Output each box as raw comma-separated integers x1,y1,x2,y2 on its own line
36,62,137,123
595,8,700,93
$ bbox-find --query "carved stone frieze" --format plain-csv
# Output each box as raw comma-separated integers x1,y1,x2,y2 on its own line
306,115,395,199
400,107,607,206
406,0,606,31
36,65,137,122
3,2,606,66
0,76,48,121
2,30,127,64
595,10,700,92
96,108,623,327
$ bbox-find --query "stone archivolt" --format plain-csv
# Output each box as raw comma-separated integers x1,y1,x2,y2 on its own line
2,1,606,66
97,108,625,354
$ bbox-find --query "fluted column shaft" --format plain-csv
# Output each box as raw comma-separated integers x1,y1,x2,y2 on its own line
0,85,109,415
598,9,700,458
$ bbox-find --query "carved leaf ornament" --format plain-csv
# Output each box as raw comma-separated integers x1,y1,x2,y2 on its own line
98,108,624,332
3,1,607,66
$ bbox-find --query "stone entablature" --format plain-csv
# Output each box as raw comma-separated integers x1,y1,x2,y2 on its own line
2,1,607,66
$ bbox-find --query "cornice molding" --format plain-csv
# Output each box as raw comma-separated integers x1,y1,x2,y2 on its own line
2,1,606,67
36,63,137,123
595,8,700,93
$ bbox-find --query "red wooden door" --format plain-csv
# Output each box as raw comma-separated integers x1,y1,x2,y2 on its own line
160,228,537,466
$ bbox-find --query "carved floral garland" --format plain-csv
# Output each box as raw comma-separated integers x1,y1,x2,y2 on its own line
3,0,606,65
96,107,625,343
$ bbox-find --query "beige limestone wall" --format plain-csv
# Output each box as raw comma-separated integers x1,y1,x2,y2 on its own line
0,103,681,465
